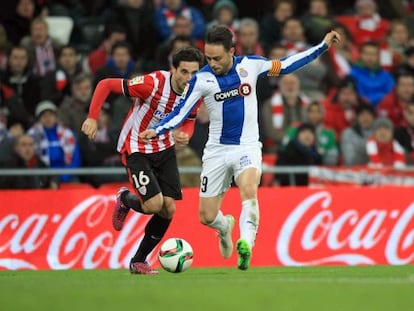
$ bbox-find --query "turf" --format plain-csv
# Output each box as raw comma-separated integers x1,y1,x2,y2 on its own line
1,266,413,311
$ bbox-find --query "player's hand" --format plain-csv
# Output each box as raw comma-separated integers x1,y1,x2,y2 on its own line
323,30,341,47
81,118,98,140
173,130,190,148
139,129,156,144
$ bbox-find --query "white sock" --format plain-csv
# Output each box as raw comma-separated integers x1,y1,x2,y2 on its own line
239,199,259,248
208,210,229,233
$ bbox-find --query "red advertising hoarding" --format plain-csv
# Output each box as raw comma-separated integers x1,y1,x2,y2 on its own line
0,187,413,270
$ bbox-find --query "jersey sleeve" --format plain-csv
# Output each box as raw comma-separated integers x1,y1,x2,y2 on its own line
122,74,154,99
258,41,329,76
151,75,205,136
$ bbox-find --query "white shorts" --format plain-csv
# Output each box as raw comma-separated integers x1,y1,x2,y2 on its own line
199,144,262,197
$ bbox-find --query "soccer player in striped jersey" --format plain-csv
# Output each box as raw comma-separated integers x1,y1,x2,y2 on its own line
140,26,340,270
81,47,204,274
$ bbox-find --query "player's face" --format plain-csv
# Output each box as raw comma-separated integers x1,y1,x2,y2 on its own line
204,44,234,76
171,61,200,94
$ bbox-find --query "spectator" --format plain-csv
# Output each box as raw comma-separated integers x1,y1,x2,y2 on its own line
154,0,206,41
336,0,390,48
327,22,359,79
341,104,376,166
2,0,36,45
40,44,82,106
1,46,41,127
383,20,412,72
276,123,322,186
395,46,414,77
155,15,203,69
87,24,127,75
281,17,329,100
0,134,59,189
106,0,156,68
394,101,414,163
94,41,140,87
20,17,62,77
283,101,338,166
78,105,125,187
208,0,240,34
366,117,406,168
323,76,369,140
301,0,334,45
280,17,308,55
58,73,93,137
0,25,10,71
235,18,264,56
0,121,25,164
377,73,414,127
262,74,309,152
350,41,395,108
28,100,81,183
155,35,195,71
260,0,293,52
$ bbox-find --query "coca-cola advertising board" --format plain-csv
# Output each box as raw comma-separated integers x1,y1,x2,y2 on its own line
0,187,413,270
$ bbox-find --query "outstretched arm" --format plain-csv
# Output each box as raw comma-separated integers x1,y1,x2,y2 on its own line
265,30,341,76
140,76,204,142
81,78,123,139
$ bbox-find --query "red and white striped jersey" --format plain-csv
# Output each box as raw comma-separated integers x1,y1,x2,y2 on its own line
118,70,198,154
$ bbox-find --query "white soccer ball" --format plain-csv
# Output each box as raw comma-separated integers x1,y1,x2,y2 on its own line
158,238,194,273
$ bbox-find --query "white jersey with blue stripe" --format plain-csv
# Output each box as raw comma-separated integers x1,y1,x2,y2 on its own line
152,41,328,146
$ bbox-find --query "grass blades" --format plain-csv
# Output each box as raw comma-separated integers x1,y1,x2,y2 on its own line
1,266,413,311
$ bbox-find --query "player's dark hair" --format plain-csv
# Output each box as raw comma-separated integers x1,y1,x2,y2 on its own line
205,26,234,51
172,47,204,69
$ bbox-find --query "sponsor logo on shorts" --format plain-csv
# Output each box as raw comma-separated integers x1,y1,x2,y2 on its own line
240,155,252,168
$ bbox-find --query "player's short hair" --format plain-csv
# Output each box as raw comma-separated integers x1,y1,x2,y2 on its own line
205,26,234,51
172,47,204,69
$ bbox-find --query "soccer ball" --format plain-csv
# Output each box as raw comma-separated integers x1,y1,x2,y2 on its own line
158,238,193,273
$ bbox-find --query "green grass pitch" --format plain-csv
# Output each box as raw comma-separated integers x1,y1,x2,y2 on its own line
1,266,413,311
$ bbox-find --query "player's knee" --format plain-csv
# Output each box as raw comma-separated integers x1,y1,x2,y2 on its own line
142,194,164,214
159,198,176,219
199,208,215,225
240,183,258,200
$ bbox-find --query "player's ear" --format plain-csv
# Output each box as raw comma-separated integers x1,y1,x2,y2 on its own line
229,47,235,57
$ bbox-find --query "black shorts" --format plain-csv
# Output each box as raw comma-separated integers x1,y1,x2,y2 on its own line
122,148,182,202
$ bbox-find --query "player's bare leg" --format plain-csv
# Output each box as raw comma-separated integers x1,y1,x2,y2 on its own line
200,194,235,259
235,167,261,270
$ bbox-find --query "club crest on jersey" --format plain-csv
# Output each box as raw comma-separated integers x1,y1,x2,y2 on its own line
239,68,248,77
214,83,252,101
129,76,144,86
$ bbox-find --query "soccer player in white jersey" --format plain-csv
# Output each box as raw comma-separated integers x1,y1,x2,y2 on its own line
81,47,204,274
140,26,341,270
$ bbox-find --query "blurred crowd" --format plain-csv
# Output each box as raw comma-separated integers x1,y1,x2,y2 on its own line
0,0,414,189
